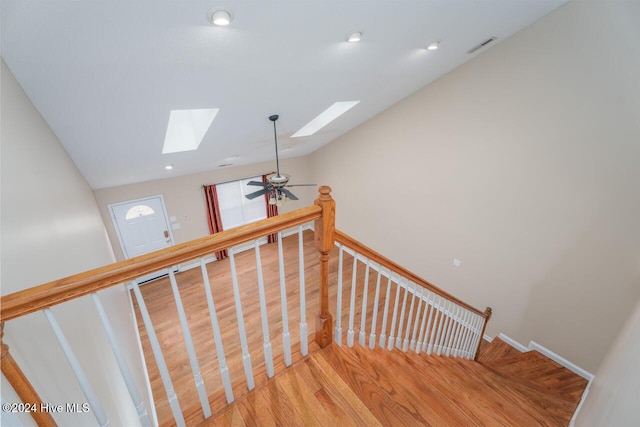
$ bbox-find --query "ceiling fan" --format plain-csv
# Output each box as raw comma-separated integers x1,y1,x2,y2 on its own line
245,115,316,205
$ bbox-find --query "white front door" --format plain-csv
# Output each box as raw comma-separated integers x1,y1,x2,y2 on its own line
109,195,174,283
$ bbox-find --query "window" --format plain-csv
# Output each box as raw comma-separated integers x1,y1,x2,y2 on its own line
217,176,266,230
125,204,155,219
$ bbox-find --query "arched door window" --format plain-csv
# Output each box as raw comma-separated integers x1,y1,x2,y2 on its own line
125,204,155,219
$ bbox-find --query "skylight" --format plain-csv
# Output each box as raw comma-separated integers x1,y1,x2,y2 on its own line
162,108,219,154
291,101,360,138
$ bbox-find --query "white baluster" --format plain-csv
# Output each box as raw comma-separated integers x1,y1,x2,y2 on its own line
470,315,484,358
91,293,151,426
453,309,470,358
429,296,445,355
229,249,255,389
444,305,460,356
347,255,358,347
423,295,436,353
43,308,110,427
334,245,344,346
200,260,234,403
131,281,185,426
457,308,470,356
436,300,452,356
423,296,437,353
455,308,470,357
457,310,472,359
168,270,211,417
298,226,308,356
461,312,475,359
442,303,454,356
402,282,417,352
442,301,456,355
379,274,392,348
387,277,401,350
395,279,409,349
415,290,431,354
465,314,479,359
369,268,382,349
358,260,371,346
409,287,424,351
466,313,482,359
448,306,461,357
254,241,275,377
277,232,292,366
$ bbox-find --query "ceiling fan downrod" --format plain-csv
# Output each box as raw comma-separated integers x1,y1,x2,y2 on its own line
269,114,281,179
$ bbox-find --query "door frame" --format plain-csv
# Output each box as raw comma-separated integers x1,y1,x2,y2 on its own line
108,194,175,261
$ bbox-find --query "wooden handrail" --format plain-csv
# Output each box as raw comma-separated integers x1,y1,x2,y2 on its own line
1,322,57,426
0,205,322,322
334,229,489,319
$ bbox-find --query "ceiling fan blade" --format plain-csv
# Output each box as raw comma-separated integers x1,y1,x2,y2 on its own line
245,188,271,200
247,181,268,187
281,188,299,201
285,184,317,187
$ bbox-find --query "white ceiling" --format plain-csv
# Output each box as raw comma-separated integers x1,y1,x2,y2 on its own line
1,0,567,189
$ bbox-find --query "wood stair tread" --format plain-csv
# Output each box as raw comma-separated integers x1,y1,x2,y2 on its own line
336,342,578,426
171,338,586,426
478,340,588,404
401,349,578,424
476,337,522,364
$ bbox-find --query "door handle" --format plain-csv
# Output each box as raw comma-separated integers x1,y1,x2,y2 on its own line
164,230,169,238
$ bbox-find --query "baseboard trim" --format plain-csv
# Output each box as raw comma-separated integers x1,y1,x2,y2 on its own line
497,333,528,352
528,341,594,382
497,334,593,380
483,334,493,343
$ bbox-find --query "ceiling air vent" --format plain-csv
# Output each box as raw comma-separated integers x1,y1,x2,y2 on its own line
467,37,497,54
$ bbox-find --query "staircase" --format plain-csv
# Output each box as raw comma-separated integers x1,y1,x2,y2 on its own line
206,338,588,426
1,187,587,426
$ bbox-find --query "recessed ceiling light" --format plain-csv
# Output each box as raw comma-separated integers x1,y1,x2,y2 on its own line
209,10,232,26
426,41,440,51
346,31,363,43
165,164,174,170
162,108,219,154
292,101,360,138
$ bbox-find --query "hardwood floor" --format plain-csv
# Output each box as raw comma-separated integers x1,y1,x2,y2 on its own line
131,230,587,426
208,339,587,426
131,230,330,425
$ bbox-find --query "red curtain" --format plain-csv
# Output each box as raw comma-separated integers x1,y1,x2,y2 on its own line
203,184,228,260
263,174,279,243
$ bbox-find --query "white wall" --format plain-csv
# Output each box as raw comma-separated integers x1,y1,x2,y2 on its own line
310,0,640,372
94,157,315,264
575,298,640,425
1,60,151,426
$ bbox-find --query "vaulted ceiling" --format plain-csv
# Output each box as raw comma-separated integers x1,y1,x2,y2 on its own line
2,0,566,189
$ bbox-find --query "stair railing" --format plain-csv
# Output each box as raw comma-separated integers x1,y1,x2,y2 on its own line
333,230,492,360
1,184,491,426
0,186,335,427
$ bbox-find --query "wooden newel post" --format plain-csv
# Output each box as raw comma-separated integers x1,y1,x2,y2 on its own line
1,322,57,426
474,307,492,361
314,186,335,348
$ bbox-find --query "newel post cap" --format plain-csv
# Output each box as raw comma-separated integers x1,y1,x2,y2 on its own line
317,186,333,202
